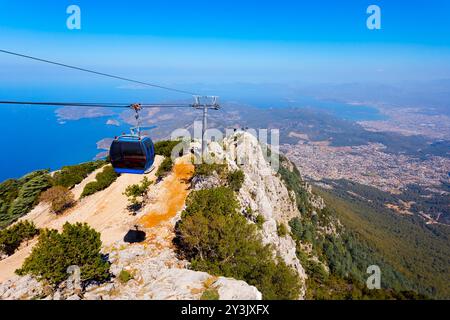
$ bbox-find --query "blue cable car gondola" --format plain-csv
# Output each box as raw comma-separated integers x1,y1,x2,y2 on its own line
109,103,155,174
110,135,155,174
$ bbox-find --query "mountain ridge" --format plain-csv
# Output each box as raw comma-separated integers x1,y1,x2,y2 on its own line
0,131,442,300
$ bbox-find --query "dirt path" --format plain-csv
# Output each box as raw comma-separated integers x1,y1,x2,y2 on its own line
140,157,194,229
138,157,194,251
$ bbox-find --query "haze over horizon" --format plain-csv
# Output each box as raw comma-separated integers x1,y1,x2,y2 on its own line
1,0,450,99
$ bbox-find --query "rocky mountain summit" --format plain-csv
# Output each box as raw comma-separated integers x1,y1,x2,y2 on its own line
0,131,328,300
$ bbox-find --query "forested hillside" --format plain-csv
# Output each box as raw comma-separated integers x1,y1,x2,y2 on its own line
315,186,450,299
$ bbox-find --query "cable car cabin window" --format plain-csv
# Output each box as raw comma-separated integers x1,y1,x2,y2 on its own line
110,140,147,170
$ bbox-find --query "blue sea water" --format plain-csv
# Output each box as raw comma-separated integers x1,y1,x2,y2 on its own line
0,105,130,182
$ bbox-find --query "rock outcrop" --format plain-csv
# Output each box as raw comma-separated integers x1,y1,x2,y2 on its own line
0,242,261,300
0,275,45,300
83,243,261,300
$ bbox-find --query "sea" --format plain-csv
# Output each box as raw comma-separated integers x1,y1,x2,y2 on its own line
0,104,130,182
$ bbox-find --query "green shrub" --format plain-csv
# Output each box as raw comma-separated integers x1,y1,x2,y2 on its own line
17,222,110,286
81,182,99,198
227,170,245,192
201,288,220,300
81,166,118,198
18,170,51,184
277,223,288,238
156,157,173,178
118,269,133,283
124,177,153,210
0,179,20,227
0,179,20,209
40,186,75,214
154,140,182,158
255,214,265,229
1,171,52,228
194,163,227,178
96,166,118,186
0,221,39,256
261,257,302,300
53,161,105,189
15,173,53,205
176,187,300,300
277,155,311,214
182,187,238,219
6,197,32,220
0,200,8,224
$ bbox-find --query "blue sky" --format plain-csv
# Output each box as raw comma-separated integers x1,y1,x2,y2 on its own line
0,0,450,97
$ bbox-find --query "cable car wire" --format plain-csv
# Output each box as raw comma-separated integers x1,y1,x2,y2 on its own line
0,50,221,155
0,101,193,109
0,49,199,96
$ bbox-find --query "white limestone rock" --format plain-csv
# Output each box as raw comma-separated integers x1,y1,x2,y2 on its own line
80,243,261,301
215,278,262,300
0,275,44,300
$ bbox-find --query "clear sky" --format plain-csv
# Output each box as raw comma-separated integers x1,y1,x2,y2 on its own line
0,0,449,97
